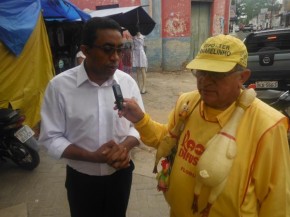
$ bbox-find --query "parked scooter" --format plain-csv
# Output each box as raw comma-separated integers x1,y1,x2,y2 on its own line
0,108,40,170
249,87,290,144
255,89,290,118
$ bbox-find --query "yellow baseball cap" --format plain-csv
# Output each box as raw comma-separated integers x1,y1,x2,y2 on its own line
186,34,248,73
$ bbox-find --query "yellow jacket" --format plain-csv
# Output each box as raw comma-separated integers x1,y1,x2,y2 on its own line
135,90,290,217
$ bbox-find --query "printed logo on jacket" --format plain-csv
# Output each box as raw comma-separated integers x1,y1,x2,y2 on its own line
178,129,205,175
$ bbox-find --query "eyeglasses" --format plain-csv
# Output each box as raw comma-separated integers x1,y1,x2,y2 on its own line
192,70,238,80
92,45,125,56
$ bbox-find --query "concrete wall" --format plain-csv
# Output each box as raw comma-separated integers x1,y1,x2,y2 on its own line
211,0,230,35
162,37,191,71
159,0,191,71
144,0,162,71
146,36,162,72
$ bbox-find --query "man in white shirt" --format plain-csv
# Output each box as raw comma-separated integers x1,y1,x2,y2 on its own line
39,17,144,217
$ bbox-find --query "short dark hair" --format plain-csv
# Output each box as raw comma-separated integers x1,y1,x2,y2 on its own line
235,64,246,72
81,17,122,47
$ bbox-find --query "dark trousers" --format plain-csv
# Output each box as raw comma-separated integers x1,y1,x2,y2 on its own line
65,161,134,217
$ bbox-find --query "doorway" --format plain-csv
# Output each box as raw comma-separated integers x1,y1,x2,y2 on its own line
191,2,211,58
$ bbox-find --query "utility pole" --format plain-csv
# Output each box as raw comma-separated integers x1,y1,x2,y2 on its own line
269,0,275,28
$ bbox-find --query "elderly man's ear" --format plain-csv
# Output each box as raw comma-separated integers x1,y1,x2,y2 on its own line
239,69,251,87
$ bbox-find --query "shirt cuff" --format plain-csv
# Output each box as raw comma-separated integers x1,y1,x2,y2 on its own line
47,137,71,159
128,127,140,140
134,113,150,130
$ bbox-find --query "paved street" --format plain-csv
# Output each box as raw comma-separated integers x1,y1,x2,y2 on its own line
0,71,196,217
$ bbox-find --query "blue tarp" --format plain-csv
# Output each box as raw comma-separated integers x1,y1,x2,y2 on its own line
0,0,41,56
41,0,90,22
0,0,90,56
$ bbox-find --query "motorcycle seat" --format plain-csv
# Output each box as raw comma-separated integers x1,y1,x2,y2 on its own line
0,108,19,123
256,90,284,100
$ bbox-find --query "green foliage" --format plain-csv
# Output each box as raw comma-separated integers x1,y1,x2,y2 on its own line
235,0,281,23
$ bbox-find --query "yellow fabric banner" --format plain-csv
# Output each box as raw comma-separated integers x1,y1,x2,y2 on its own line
0,14,54,129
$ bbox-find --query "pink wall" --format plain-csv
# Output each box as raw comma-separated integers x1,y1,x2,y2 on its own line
211,0,230,35
70,0,140,10
118,0,140,7
161,0,191,38
70,0,230,36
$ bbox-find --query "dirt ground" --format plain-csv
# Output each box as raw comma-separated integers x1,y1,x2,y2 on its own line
133,70,197,123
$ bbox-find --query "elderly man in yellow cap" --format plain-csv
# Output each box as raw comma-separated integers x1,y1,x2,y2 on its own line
117,34,290,217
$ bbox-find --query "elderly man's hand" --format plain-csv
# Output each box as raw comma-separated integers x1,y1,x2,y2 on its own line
116,98,144,123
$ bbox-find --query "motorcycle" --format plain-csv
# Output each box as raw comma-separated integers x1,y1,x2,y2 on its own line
0,108,40,170
253,89,290,144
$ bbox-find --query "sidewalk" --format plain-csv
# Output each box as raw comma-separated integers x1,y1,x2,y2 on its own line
0,71,196,217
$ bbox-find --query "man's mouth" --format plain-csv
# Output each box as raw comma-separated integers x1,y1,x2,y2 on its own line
201,89,214,93
201,89,216,96
108,65,118,70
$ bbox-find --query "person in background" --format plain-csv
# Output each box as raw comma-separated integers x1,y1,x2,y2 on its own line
75,49,86,65
132,31,148,94
122,30,133,76
117,34,290,217
39,17,144,217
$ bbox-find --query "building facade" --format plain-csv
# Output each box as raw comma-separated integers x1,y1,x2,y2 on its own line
70,0,230,71
283,0,290,26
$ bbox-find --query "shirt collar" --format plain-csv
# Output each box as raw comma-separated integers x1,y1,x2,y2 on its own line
200,99,237,128
76,62,89,87
102,71,121,86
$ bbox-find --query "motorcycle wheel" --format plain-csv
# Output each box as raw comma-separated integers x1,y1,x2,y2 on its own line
6,137,40,170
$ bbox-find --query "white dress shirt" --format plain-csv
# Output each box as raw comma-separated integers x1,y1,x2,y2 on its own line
39,63,144,176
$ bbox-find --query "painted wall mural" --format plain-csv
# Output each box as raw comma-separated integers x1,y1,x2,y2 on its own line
211,0,229,35
213,14,225,35
161,0,190,38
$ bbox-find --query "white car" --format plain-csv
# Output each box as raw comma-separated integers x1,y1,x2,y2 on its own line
234,25,240,32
